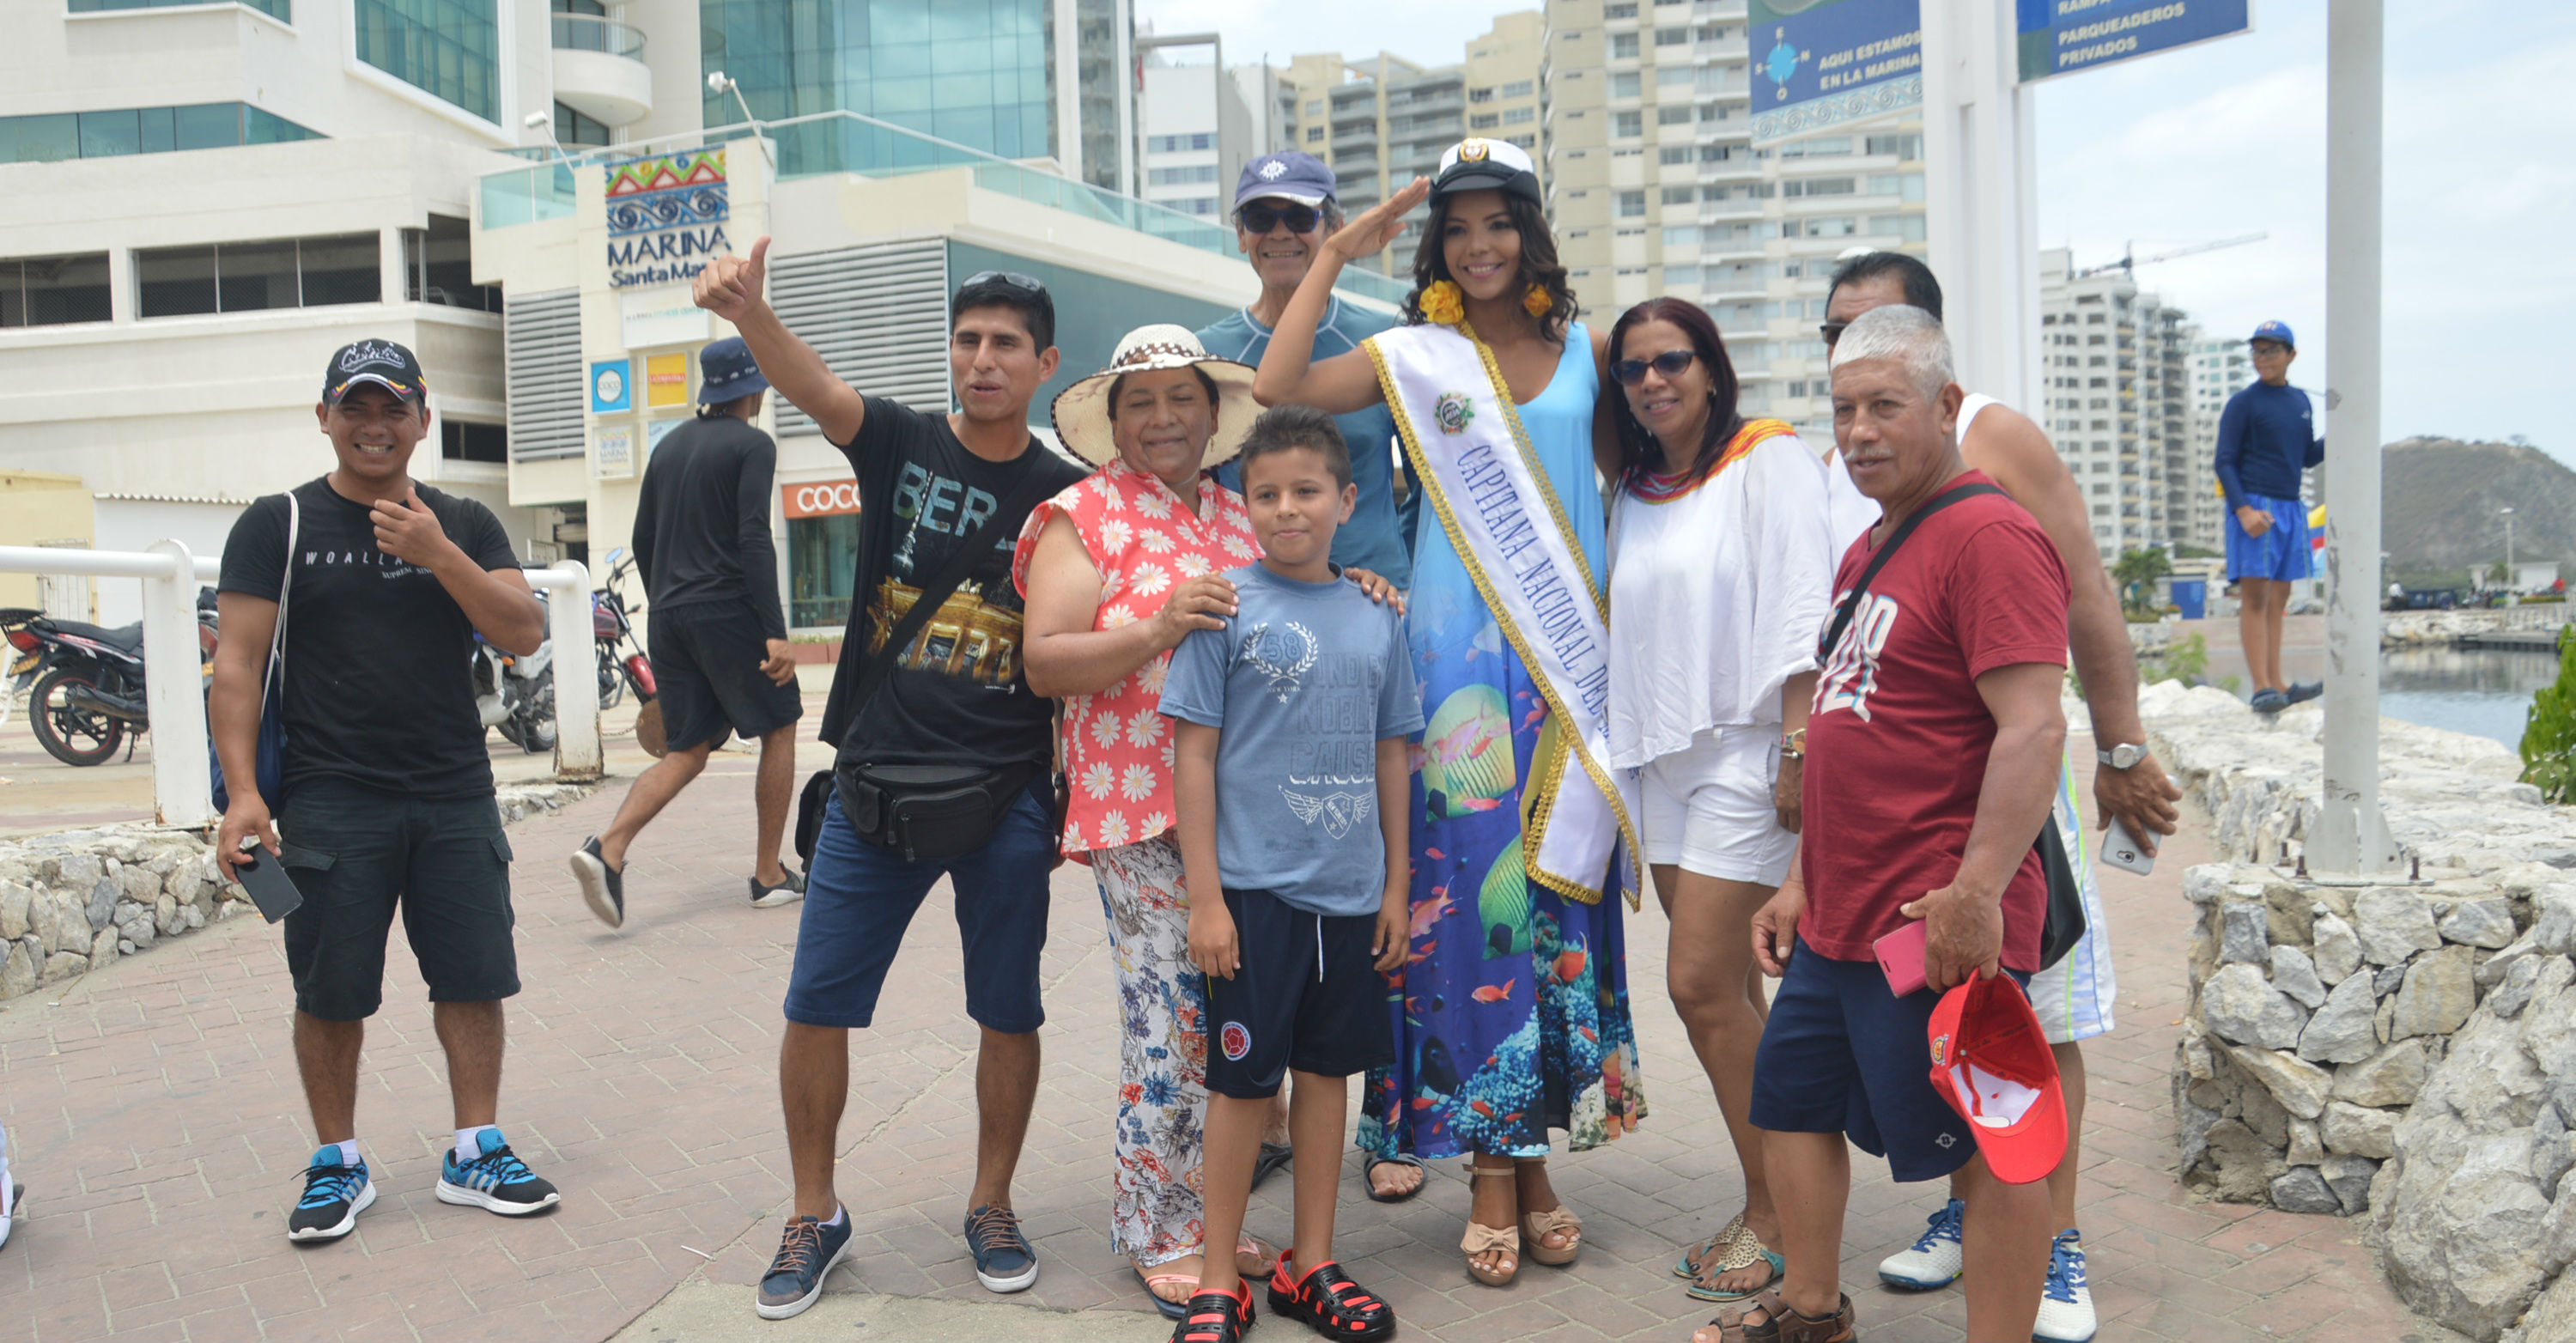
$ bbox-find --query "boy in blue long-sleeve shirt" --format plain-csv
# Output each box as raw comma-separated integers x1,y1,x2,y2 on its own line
2214,320,2324,712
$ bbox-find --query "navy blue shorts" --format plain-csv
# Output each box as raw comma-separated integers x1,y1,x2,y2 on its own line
1748,937,2028,1183
781,785,1054,1033
1204,887,1396,1100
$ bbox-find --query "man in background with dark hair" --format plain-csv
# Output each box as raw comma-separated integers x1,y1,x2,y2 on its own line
571,336,805,927
693,239,1086,1321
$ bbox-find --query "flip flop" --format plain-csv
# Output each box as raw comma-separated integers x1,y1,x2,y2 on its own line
1251,1142,1293,1192
1686,1218,1785,1304
1363,1153,1427,1203
1133,1267,1194,1320
1675,1212,1748,1279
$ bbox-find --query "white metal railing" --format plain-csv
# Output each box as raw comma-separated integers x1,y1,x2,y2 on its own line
0,544,600,829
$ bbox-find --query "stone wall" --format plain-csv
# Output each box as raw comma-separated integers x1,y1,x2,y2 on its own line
0,781,593,1004
2147,681,2576,1340
2382,605,2571,647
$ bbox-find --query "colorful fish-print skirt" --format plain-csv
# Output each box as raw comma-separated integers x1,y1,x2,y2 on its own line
1359,599,1646,1161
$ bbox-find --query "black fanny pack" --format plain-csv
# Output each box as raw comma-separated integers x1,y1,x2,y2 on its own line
835,760,1037,864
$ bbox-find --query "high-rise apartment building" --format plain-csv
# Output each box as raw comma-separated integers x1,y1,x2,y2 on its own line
1136,35,1255,220
2039,247,2214,562
1540,0,1924,432
2185,336,2251,551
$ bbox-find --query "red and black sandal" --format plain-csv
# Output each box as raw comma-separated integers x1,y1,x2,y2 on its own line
1172,1279,1255,1343
1267,1252,1396,1340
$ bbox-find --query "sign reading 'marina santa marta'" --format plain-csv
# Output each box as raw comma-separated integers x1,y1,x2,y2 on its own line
1749,0,1923,146
2016,0,2251,83
605,148,730,289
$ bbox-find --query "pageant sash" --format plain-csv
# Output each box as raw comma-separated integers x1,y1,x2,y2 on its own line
1365,322,1641,908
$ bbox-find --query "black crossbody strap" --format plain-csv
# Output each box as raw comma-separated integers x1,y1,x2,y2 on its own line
1814,481,2005,665
844,463,1062,720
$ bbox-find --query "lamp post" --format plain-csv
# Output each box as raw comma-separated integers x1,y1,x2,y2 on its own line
522,109,570,162
2501,506,2517,592
706,70,775,169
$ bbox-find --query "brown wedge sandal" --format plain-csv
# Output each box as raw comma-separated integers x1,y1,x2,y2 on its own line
1462,1165,1521,1286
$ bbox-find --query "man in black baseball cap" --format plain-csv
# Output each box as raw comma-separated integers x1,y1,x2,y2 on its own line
212,334,560,1244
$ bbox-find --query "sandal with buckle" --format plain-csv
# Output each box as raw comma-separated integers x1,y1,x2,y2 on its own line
1461,1165,1520,1286
1707,1290,1857,1343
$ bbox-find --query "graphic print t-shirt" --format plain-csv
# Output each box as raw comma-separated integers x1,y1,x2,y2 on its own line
817,396,1086,769
1798,471,2069,971
217,477,522,800
1158,564,1423,917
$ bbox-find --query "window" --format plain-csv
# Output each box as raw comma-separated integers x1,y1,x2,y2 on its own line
1614,111,1643,138
1306,100,1322,117
1656,26,1688,44
1617,191,1647,218
1611,32,1640,58
1798,216,1858,238
1659,148,1692,167
1147,164,1219,185
1663,225,1699,246
1501,81,1534,99
1506,133,1535,150
0,252,111,327
136,233,380,317
355,0,500,122
1305,125,1323,143
402,215,500,312
1778,137,1852,158
1609,71,1643,99
1867,214,1926,241
1783,177,1856,198
1660,185,1694,204
1146,133,1215,153
1658,105,1695,125
1470,113,1499,130
1700,144,1737,162
1605,1,1637,15
554,100,609,148
0,103,320,164
441,420,507,463
1865,133,1923,159
1664,264,1699,288
1469,88,1494,104
1659,65,1696,86
1865,173,1924,201
70,0,289,15
1503,106,1534,125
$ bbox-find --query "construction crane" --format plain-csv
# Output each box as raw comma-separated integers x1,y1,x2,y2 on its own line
2077,233,2268,278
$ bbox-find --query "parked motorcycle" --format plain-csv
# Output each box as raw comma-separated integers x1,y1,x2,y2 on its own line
593,548,655,711
471,600,556,754
0,592,221,767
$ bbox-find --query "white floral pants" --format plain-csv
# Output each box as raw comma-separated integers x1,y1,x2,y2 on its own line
1091,835,1209,1267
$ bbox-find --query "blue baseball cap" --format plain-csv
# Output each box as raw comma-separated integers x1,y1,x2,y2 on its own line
2250,320,2295,349
697,336,770,404
1235,152,1336,210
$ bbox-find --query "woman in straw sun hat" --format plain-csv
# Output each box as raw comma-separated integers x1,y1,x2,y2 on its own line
1014,324,1395,1316
1252,137,1644,1288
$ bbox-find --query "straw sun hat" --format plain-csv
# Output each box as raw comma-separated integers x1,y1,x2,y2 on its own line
1048,325,1258,471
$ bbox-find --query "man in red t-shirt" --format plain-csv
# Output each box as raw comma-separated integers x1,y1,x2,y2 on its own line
1733,306,2067,1343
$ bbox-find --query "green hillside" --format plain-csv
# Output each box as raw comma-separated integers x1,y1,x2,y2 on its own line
2381,437,2575,587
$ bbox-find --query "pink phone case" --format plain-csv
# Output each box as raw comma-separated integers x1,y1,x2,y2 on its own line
1874,920,1929,998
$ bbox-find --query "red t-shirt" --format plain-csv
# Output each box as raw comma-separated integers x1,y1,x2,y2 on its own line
1798,471,2069,970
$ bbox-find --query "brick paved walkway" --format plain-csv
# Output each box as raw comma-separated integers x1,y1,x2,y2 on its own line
0,712,2459,1342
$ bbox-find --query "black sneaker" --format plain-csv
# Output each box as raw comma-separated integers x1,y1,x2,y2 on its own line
570,836,624,928
2285,680,2324,705
963,1202,1039,1292
749,868,806,909
1173,1281,1255,1343
287,1146,374,1243
756,1211,854,1320
435,1128,561,1216
1267,1254,1394,1341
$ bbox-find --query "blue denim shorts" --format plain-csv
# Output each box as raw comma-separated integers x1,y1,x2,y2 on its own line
781,785,1054,1033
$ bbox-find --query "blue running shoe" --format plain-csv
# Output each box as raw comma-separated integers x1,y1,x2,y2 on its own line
435,1128,560,1217
288,1147,374,1243
963,1203,1038,1292
1877,1197,1965,1290
756,1212,854,1320
2034,1228,2098,1342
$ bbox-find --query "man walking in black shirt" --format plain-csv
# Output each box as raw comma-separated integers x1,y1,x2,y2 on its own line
570,337,805,926
692,240,1085,1321
211,340,562,1244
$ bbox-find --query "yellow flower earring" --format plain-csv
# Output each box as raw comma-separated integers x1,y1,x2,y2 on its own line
1420,280,1466,325
1522,283,1552,319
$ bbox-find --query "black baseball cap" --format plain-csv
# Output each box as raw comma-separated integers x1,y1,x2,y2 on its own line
323,339,427,408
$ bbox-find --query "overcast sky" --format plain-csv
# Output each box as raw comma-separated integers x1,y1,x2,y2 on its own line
1138,0,2576,465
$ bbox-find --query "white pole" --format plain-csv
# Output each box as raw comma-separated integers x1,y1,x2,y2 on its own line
142,540,215,830
2310,0,2402,880
1920,0,2039,410
544,560,603,781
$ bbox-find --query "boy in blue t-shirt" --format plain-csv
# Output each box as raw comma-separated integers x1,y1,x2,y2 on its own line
1158,405,1420,1343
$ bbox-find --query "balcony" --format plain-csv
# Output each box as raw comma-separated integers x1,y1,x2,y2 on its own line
551,15,653,127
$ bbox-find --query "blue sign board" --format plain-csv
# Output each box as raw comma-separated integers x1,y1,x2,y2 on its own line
2017,0,2251,82
590,359,631,414
1750,0,1924,146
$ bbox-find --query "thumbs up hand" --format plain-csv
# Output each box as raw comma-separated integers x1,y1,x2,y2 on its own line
694,234,770,321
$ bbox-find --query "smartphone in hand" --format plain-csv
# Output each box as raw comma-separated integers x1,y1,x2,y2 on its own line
1874,919,1929,998
2100,816,2154,876
231,845,305,923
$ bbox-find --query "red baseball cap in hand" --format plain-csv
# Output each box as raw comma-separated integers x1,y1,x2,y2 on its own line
1927,973,2068,1185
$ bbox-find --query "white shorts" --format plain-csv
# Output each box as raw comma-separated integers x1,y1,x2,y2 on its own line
2029,753,2117,1044
1637,726,1797,886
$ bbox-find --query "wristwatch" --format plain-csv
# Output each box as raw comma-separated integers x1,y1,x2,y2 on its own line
2098,743,2146,770
1780,727,1807,761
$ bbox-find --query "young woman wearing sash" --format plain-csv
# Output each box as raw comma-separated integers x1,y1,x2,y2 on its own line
1601,299,1838,1308
1253,138,1646,1287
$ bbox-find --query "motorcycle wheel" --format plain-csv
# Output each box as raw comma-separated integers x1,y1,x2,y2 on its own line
30,665,128,767
501,667,557,754
595,644,624,711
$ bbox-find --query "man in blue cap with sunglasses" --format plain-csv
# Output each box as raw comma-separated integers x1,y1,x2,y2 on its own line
571,336,805,930
1200,152,1414,592
2214,319,2324,713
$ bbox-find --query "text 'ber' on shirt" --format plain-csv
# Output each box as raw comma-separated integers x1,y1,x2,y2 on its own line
631,413,787,639
1797,471,2069,973
815,394,1086,771
216,477,522,801
1157,563,1424,918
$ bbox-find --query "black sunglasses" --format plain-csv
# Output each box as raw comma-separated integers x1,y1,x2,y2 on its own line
1238,202,1322,234
963,270,1047,294
1820,320,1850,347
1611,349,1698,386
